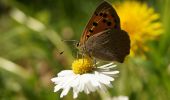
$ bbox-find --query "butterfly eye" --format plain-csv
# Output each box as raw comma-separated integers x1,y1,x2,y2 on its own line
76,42,80,47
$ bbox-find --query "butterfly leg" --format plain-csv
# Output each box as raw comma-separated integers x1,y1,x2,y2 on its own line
76,50,79,59
88,49,98,68
81,48,86,67
93,58,97,68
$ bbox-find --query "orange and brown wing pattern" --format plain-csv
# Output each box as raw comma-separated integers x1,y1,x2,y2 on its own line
80,1,120,45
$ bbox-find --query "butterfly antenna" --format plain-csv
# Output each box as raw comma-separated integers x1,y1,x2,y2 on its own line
61,39,78,43
62,39,79,45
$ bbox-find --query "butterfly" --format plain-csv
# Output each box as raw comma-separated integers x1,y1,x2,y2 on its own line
77,1,130,63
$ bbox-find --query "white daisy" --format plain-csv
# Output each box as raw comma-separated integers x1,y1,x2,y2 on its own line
51,57,119,99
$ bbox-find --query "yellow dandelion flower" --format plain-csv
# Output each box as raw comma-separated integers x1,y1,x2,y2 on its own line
114,1,163,56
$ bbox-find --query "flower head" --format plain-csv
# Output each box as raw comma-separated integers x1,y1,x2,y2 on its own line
51,58,119,98
114,1,163,56
72,57,93,74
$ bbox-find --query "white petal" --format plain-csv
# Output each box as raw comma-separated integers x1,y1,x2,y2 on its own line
60,75,76,89
90,74,100,87
95,73,111,85
73,88,78,99
84,74,97,92
106,83,113,88
51,77,65,84
87,81,96,92
60,86,70,98
80,76,86,92
99,84,107,92
81,74,91,94
51,77,57,82
106,64,117,69
101,71,119,75
70,75,80,87
77,78,83,92
83,85,90,94
99,73,114,81
98,63,114,68
54,85,62,92
58,70,74,77
98,65,117,70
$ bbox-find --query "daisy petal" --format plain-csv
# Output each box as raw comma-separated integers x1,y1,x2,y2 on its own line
73,88,78,99
98,63,114,68
58,70,74,77
101,71,119,75
54,85,61,92
60,87,71,98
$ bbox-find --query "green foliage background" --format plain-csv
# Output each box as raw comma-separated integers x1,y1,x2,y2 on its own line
0,0,170,100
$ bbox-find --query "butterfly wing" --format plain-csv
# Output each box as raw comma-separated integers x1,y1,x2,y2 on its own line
85,28,130,63
79,1,120,46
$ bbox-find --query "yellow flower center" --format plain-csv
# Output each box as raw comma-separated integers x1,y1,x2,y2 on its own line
72,58,94,74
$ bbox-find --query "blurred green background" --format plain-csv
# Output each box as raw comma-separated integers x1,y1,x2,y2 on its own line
0,0,170,100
